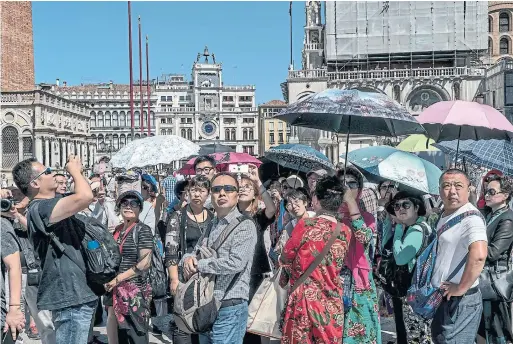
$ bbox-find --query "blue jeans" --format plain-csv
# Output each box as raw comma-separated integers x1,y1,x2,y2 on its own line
199,302,248,344
52,300,98,344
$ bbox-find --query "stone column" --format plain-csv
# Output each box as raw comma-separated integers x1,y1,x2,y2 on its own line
35,136,43,162
333,143,340,165
49,139,56,168
62,140,68,166
44,138,50,167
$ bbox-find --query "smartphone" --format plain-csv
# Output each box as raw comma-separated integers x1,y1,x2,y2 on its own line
229,164,249,174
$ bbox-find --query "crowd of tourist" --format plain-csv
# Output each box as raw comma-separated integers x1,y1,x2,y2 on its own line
1,153,513,344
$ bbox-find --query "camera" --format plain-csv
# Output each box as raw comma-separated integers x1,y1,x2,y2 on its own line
0,198,18,212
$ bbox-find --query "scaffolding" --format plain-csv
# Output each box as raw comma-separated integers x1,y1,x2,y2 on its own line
324,1,488,72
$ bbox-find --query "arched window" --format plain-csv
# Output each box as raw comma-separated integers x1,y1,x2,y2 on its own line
135,133,141,139
97,134,104,149
393,85,401,103
120,111,126,127
113,135,119,150
105,111,111,127
167,129,173,135
2,126,19,168
501,37,509,55
90,111,96,127
489,16,494,33
151,112,155,126
231,129,236,141
134,111,140,128
243,129,248,141
453,82,460,100
181,129,186,138
161,129,166,135
489,38,494,56
127,134,132,143
187,129,193,140
120,134,126,148
112,111,118,127
23,137,33,160
97,111,104,127
225,128,230,140
143,111,147,128
248,129,254,140
500,12,510,32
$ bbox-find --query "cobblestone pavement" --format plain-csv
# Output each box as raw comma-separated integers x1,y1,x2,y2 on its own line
19,313,397,344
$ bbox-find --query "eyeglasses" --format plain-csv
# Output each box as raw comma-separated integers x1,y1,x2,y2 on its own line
120,199,140,208
345,181,360,190
30,167,52,184
211,185,238,194
195,167,214,174
380,184,395,190
142,185,150,191
189,187,207,194
394,201,413,212
485,188,504,196
239,184,253,191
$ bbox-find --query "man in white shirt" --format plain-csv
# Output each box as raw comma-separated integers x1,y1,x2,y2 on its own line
430,169,488,343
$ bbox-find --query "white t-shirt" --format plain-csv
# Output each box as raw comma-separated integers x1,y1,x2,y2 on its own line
431,202,487,288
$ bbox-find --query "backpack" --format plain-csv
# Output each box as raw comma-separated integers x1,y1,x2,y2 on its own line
376,222,433,298
132,225,168,299
173,215,251,334
406,210,483,320
27,201,121,296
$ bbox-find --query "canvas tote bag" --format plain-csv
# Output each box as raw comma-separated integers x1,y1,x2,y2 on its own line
246,268,288,339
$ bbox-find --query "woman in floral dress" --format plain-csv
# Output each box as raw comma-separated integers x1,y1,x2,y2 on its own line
279,176,351,344
338,167,382,344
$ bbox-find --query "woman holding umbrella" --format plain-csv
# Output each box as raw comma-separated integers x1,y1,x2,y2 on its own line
338,166,382,344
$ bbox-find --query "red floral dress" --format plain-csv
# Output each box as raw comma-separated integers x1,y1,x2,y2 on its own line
279,217,351,344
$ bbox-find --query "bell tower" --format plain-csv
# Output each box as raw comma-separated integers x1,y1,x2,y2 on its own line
0,2,35,92
302,1,324,70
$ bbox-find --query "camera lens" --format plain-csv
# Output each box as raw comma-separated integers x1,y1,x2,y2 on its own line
0,199,12,212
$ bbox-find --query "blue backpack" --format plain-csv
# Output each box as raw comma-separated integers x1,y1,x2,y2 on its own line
406,210,483,320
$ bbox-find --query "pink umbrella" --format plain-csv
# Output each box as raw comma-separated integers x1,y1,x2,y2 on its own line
178,152,262,175
418,101,513,142
417,100,513,164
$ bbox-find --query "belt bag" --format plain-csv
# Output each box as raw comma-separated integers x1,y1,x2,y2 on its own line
479,263,513,302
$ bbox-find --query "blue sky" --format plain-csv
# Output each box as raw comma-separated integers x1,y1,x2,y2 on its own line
32,1,310,104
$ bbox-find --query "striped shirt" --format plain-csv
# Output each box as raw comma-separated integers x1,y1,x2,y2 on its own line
191,206,257,301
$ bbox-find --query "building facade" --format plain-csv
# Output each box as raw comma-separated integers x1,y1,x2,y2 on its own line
52,82,156,160
283,1,489,163
488,2,513,64
155,47,259,159
1,91,94,181
258,100,289,153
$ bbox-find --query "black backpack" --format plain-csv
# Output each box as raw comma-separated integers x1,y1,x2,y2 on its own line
376,222,432,298
28,201,121,296
132,225,168,299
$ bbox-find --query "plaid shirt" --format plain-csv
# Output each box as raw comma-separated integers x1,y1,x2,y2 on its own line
194,207,257,301
161,176,177,204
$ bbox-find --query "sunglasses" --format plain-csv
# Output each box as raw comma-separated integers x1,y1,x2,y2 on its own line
394,201,413,212
345,181,360,190
120,199,141,208
142,185,150,191
30,167,52,184
211,185,238,194
485,189,504,196
380,184,395,190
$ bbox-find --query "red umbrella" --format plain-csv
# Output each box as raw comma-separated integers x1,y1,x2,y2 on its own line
178,152,262,176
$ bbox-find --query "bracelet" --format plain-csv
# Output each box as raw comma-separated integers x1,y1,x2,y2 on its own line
350,213,361,217
9,304,20,307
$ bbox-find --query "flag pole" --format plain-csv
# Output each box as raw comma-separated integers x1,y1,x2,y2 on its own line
289,1,293,69
138,16,144,133
128,2,134,140
146,35,151,136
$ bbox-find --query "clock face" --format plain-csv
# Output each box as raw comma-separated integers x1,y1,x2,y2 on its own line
202,121,217,136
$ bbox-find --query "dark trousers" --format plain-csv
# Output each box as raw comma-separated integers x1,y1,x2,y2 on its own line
1,331,17,344
431,288,483,344
172,327,200,344
392,296,408,344
118,326,149,344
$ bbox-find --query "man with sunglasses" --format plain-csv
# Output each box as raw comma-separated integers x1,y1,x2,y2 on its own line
12,156,97,344
182,172,257,344
430,169,488,344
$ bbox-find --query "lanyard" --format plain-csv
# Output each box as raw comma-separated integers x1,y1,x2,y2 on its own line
113,222,137,254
